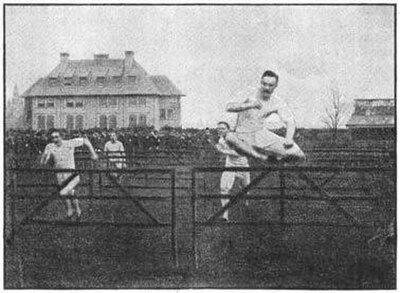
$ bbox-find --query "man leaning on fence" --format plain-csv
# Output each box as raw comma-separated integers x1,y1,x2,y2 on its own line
40,129,98,220
104,131,127,178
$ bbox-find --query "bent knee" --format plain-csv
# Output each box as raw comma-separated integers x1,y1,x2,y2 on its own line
287,144,305,158
220,187,230,194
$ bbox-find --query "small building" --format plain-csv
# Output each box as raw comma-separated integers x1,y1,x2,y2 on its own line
346,98,395,140
22,51,184,130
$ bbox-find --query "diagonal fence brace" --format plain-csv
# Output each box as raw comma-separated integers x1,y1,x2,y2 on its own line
206,171,271,224
298,171,359,224
106,172,160,224
11,172,81,240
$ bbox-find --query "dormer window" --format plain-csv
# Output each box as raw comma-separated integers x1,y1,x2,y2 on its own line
66,100,74,108
37,98,45,108
79,77,88,86
64,77,73,86
47,98,54,108
128,75,137,84
96,76,106,86
48,77,58,86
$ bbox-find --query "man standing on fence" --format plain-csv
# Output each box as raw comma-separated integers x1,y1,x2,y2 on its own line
104,131,127,178
225,70,305,161
209,121,251,222
40,129,98,219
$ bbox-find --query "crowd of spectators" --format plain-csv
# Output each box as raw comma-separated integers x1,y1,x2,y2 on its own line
5,126,395,159
5,126,215,157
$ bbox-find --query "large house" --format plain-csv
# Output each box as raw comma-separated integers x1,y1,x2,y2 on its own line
346,98,395,140
22,51,184,130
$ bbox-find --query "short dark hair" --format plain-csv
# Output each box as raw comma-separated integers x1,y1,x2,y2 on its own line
261,70,279,83
48,128,61,137
217,121,230,129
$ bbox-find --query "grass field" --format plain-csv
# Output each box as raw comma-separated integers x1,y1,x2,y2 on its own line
4,161,396,289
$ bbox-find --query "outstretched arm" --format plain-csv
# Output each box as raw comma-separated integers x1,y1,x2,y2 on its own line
83,138,98,160
226,99,261,113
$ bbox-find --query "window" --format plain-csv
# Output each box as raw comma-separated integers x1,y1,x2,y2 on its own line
138,97,146,106
46,115,54,129
47,99,54,108
76,115,83,129
96,76,106,86
66,101,74,108
48,78,58,86
75,101,83,108
167,109,174,120
66,115,74,130
128,75,137,84
64,77,73,86
129,98,137,106
160,109,166,120
79,77,88,86
99,115,107,129
37,99,45,108
139,114,147,126
109,115,117,129
99,98,107,108
38,115,45,129
108,97,118,107
129,114,137,128
113,76,122,83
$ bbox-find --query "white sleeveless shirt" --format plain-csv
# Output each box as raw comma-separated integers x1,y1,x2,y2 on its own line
235,90,294,133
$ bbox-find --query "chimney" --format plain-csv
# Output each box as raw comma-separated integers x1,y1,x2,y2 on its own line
124,51,135,70
60,52,69,63
94,54,109,60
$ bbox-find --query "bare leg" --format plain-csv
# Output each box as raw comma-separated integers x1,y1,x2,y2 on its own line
220,172,234,221
221,197,229,220
66,200,74,217
69,190,80,217
239,172,250,206
225,132,268,160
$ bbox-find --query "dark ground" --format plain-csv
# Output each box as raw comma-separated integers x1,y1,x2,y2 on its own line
4,165,396,289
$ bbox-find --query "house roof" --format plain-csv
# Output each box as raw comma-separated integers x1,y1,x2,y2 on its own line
346,115,395,128
150,75,183,96
22,57,184,98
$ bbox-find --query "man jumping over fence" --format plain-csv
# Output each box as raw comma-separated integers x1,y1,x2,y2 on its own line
209,121,251,222
40,129,98,219
225,70,305,162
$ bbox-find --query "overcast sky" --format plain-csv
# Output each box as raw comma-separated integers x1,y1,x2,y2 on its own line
5,5,394,128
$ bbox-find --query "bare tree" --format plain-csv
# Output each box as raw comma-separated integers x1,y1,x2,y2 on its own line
322,81,348,142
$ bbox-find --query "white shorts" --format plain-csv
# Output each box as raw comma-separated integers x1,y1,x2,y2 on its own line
56,172,80,196
237,129,304,158
220,171,250,193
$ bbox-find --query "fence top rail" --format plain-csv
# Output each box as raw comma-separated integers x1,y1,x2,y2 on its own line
77,148,395,154
11,167,175,174
13,148,395,158
193,165,396,173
